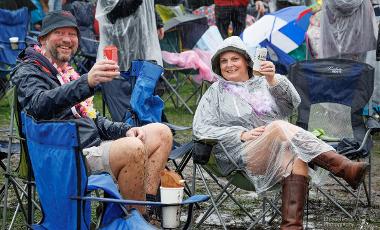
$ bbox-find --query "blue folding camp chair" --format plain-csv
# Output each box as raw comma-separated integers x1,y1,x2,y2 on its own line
0,7,29,97
0,7,28,67
288,58,380,219
1,87,40,230
21,112,209,229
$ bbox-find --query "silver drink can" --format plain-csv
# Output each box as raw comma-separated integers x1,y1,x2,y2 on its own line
252,47,268,74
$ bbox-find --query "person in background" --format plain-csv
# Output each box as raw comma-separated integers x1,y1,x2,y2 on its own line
96,0,163,71
48,0,65,11
320,0,377,61
214,0,265,39
30,0,48,30
155,0,166,40
11,10,172,216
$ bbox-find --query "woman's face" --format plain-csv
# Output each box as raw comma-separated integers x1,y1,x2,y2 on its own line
219,51,249,82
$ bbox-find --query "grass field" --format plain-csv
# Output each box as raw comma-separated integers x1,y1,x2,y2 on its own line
1,76,380,228
0,76,198,228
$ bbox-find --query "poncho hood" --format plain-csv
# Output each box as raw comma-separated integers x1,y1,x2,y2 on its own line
326,0,363,16
211,36,254,78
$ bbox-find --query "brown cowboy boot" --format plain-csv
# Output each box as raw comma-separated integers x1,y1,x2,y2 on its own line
280,174,309,230
311,151,369,190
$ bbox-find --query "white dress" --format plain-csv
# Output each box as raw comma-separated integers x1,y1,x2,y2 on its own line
193,74,334,193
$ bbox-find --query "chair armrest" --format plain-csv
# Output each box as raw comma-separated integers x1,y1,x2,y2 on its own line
366,117,380,134
193,139,218,165
163,122,191,131
169,141,193,160
71,194,209,207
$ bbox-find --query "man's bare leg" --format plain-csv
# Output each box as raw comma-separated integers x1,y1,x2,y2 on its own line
109,137,146,213
141,123,173,195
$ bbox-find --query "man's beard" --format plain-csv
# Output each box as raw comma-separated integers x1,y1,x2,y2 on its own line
46,42,77,64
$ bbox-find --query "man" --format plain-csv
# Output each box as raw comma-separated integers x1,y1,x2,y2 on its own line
11,10,173,214
96,0,163,71
214,0,265,39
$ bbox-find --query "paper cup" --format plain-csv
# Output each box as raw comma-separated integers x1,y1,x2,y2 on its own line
160,186,184,229
9,37,19,50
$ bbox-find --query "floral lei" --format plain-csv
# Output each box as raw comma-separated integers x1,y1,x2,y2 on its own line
34,45,97,119
222,82,274,116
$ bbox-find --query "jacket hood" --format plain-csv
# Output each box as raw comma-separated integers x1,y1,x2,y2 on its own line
211,36,254,79
326,0,363,16
14,46,59,77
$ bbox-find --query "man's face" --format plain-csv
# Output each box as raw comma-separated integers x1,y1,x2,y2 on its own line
40,27,78,65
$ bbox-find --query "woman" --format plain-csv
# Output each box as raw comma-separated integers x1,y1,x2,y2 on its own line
192,36,369,229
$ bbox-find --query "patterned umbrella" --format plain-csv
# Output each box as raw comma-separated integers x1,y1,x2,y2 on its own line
241,6,312,73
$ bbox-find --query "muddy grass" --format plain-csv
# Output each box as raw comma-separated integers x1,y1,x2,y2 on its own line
2,133,380,229
174,137,380,230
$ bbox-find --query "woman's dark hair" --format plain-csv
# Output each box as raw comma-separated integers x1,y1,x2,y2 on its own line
106,0,143,24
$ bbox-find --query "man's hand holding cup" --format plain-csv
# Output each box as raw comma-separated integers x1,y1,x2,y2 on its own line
87,60,120,88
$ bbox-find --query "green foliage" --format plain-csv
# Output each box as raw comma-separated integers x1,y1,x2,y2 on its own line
0,92,11,128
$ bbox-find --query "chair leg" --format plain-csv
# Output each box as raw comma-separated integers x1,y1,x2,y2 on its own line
280,174,308,230
195,165,228,230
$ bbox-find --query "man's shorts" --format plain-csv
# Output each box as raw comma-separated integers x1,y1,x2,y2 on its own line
82,141,116,181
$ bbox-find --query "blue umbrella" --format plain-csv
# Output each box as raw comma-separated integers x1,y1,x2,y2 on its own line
241,6,312,73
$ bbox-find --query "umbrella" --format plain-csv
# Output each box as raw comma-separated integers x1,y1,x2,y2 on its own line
163,14,209,50
241,6,312,73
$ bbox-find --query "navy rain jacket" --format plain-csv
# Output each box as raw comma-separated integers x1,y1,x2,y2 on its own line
11,46,131,149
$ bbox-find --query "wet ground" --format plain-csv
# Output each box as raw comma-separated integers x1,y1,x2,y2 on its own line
2,132,380,229
175,139,380,230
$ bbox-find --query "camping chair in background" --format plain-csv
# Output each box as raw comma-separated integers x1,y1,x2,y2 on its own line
21,112,209,229
0,7,29,67
101,60,194,196
1,87,40,230
0,7,29,97
160,14,209,114
288,58,380,219
155,3,186,23
191,139,282,230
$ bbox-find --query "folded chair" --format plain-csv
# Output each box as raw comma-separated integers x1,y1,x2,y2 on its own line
192,139,282,229
101,60,194,199
288,58,380,219
21,112,209,229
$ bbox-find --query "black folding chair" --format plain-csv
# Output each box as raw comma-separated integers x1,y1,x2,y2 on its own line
289,58,380,219
191,139,282,229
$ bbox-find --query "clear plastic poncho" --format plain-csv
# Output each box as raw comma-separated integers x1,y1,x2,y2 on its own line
193,37,334,193
320,0,378,59
96,0,163,71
